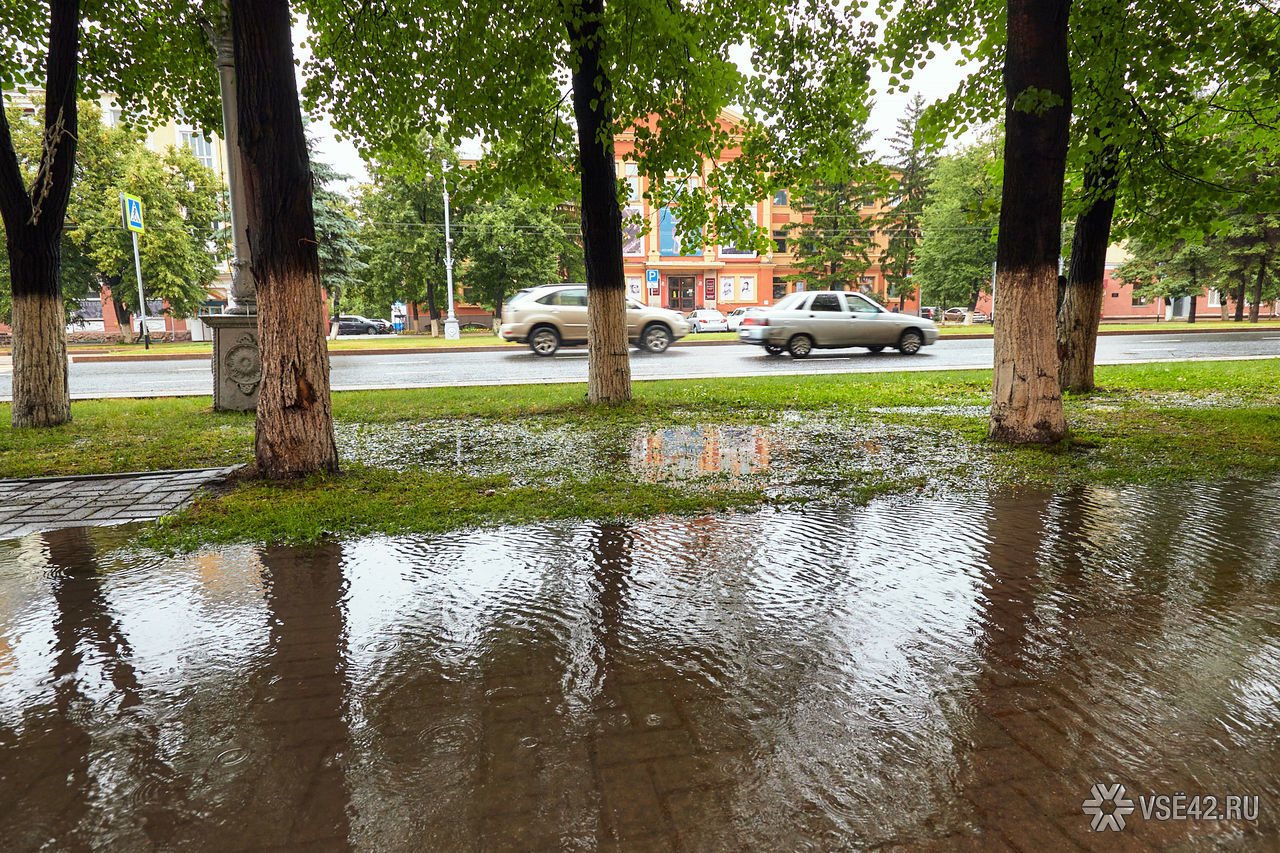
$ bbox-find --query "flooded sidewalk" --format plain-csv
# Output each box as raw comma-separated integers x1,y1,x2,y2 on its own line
1,478,1278,851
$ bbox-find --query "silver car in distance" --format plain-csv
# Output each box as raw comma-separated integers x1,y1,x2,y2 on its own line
736,290,940,358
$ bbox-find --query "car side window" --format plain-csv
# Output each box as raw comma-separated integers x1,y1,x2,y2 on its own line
844,294,881,314
562,289,589,307
811,294,842,312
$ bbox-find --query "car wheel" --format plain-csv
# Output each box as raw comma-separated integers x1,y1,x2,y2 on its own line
366,327,377,335
640,323,672,353
764,344,784,356
787,334,813,358
897,329,924,355
866,345,885,353
529,326,560,356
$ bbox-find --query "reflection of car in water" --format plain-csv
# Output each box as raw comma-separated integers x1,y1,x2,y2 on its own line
499,284,691,356
736,290,940,357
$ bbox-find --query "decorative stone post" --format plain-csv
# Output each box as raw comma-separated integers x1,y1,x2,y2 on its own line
203,8,261,411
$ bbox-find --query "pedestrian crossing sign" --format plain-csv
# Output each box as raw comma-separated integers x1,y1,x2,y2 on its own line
122,194,144,233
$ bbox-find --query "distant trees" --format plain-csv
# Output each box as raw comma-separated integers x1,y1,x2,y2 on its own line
458,193,563,321
307,143,364,328
783,171,880,294
913,138,1001,314
879,95,937,311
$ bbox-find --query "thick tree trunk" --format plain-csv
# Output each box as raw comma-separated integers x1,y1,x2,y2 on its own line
0,0,79,428
989,0,1071,444
568,0,631,404
1234,278,1246,322
1250,262,1264,323
1057,151,1116,393
1187,294,1196,323
232,0,339,478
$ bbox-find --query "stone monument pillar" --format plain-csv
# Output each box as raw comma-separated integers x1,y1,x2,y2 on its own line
204,12,261,411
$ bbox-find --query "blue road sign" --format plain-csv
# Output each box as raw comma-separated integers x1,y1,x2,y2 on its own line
123,194,144,233
646,269,659,284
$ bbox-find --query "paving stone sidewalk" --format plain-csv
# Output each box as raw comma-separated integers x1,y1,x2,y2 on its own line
0,466,241,539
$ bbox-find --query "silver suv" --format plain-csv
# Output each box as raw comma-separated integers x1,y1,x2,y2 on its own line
500,284,691,356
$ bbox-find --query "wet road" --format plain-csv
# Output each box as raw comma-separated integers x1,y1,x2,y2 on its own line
2,330,1279,399
2,478,1279,850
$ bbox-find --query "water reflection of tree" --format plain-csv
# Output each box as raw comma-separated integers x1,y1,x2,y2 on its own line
962,482,1280,845
226,543,354,849
0,528,192,850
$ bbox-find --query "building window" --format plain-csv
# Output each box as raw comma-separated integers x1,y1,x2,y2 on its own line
1132,293,1147,306
773,189,788,206
1207,289,1221,308
772,279,788,300
772,230,787,254
180,129,215,171
621,161,641,203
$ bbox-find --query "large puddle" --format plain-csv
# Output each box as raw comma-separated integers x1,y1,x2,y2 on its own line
2,479,1279,850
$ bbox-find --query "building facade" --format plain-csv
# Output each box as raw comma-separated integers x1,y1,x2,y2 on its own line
613,110,903,315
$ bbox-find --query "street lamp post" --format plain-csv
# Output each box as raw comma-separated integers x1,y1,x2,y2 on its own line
442,160,460,340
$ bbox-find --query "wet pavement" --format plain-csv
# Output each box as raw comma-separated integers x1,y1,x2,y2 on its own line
2,478,1278,850
0,467,242,539
4,330,1277,399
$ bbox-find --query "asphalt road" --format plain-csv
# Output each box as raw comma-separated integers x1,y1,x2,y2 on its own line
2,331,1279,400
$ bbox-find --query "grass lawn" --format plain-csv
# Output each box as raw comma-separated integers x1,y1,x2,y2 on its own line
3,359,1278,547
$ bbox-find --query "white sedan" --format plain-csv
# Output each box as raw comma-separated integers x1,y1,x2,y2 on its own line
737,290,940,357
685,309,730,333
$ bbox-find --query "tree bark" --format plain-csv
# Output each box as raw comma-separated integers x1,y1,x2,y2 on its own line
568,0,631,403
1187,294,1196,323
1057,150,1116,394
232,0,339,477
989,0,1071,444
0,0,79,428
1250,261,1264,323
1234,278,1246,322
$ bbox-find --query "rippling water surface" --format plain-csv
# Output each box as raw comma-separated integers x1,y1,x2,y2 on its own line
2,479,1279,851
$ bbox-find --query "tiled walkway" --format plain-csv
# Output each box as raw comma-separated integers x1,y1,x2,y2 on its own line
0,466,241,538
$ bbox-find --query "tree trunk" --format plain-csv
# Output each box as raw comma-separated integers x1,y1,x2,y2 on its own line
328,287,341,339
1234,278,1246,322
0,0,79,428
232,0,339,478
1057,150,1116,394
1187,293,1197,322
1250,261,1264,323
568,0,631,403
989,0,1071,444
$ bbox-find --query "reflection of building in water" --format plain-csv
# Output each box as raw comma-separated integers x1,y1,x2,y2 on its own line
632,425,771,481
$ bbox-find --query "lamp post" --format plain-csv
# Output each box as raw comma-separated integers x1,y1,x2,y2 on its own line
442,159,460,340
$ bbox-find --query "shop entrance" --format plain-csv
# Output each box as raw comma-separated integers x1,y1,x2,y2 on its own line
668,276,696,311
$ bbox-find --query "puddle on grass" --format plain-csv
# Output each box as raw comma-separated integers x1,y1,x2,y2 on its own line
335,415,973,499
2,478,1280,850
